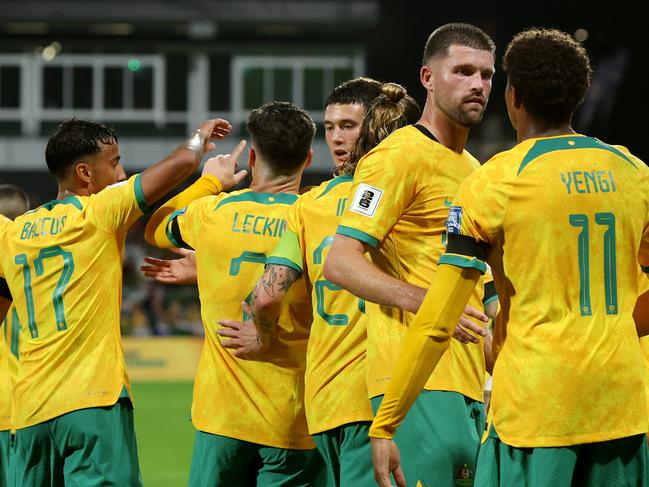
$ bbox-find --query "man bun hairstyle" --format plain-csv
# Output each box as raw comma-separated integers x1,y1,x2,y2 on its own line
342,82,421,175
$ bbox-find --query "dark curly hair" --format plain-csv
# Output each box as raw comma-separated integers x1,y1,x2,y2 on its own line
46,119,118,179
503,28,592,124
339,82,421,176
247,101,316,175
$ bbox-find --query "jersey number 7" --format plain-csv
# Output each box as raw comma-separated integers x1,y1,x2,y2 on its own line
14,246,75,338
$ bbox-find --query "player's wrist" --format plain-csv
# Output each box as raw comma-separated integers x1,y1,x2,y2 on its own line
181,129,207,164
194,174,223,194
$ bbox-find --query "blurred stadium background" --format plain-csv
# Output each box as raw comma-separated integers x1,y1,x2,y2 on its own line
0,1,645,484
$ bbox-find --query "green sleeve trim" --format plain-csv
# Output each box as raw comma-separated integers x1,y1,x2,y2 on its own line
642,266,649,274
483,294,499,306
134,174,150,212
336,225,380,248
165,209,186,248
267,230,303,273
438,254,487,273
265,257,303,274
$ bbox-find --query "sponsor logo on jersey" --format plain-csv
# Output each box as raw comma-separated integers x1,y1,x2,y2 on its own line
446,206,463,234
350,183,383,217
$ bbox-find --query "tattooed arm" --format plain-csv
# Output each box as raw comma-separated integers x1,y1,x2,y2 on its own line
217,263,301,357
250,264,301,347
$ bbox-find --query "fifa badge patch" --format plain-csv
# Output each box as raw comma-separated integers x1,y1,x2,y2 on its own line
446,206,463,234
350,183,383,217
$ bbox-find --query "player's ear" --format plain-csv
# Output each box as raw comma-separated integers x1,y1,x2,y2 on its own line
74,162,92,185
248,147,256,169
511,85,522,110
304,149,313,168
420,64,434,91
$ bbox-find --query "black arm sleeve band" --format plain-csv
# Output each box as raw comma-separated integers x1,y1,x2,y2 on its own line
171,218,193,250
446,234,488,262
0,278,11,300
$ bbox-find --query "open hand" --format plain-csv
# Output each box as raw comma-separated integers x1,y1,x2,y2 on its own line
141,248,197,285
371,438,406,487
217,302,268,358
453,304,489,344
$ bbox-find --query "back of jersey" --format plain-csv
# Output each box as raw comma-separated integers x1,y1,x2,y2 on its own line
456,135,649,447
270,175,373,434
175,189,313,450
0,175,146,429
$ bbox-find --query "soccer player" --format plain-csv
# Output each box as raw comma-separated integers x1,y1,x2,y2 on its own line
324,23,496,486
144,102,323,486
216,82,421,487
139,77,384,284
324,77,383,171
0,184,30,487
370,28,649,487
0,117,231,486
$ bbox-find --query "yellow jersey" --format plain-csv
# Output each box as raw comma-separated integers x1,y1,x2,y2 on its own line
0,175,147,429
452,134,649,446
638,273,649,439
168,189,313,449
1,301,20,431
336,124,488,401
268,175,373,434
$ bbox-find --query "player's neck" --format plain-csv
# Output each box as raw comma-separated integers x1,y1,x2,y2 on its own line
418,104,469,154
249,174,302,195
516,116,575,143
56,181,90,200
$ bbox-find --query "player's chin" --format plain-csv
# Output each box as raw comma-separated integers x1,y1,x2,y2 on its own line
460,109,485,128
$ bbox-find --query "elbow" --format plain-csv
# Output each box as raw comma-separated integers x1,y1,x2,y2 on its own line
144,221,157,247
253,289,281,315
323,253,342,286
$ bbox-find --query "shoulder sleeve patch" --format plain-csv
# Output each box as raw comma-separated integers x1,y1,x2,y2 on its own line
446,206,463,235
349,183,384,217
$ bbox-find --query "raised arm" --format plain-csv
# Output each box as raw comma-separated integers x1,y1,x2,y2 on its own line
139,119,231,205
144,140,248,248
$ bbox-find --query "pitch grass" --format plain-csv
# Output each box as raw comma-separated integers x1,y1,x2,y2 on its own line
132,381,195,487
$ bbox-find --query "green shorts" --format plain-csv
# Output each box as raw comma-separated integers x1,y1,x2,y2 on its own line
188,429,324,487
11,398,142,487
313,421,374,487
475,427,649,487
372,390,485,487
0,430,9,487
